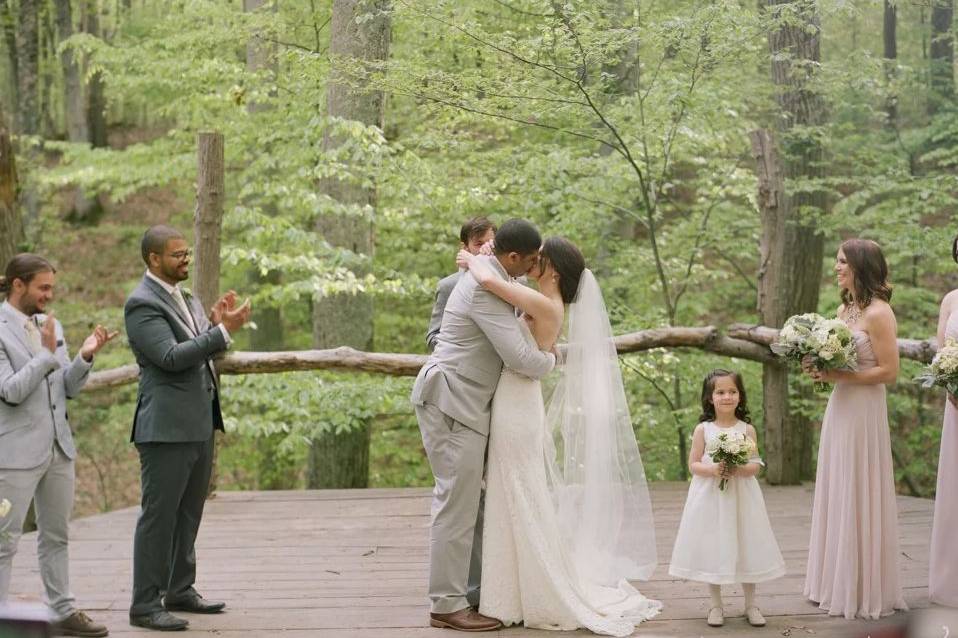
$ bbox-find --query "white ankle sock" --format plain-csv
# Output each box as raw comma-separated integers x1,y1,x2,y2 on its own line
709,584,723,609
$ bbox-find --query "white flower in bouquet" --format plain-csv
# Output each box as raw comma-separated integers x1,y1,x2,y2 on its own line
0,498,10,519
917,338,958,395
771,312,858,390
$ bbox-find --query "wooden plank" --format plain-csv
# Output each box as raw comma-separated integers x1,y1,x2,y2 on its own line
6,483,936,637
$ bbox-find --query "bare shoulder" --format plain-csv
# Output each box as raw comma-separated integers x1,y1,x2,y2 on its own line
864,298,896,323
942,288,958,313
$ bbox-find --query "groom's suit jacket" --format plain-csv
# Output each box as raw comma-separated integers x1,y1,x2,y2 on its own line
411,256,555,435
124,275,226,443
0,302,93,469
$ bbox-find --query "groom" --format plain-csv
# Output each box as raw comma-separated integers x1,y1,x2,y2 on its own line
411,218,555,632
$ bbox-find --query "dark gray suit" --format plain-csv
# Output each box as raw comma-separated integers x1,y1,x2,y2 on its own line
125,275,227,616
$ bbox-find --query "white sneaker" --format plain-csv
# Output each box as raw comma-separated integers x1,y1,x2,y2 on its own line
745,606,766,627
707,606,724,627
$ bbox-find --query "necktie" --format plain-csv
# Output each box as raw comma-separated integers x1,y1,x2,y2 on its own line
171,287,197,333
24,318,42,353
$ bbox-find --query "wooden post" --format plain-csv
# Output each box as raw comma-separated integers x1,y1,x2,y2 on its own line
194,131,224,312
194,131,224,497
0,105,22,267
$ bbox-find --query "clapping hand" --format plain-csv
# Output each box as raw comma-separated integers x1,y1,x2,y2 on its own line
40,312,57,353
210,290,251,333
80,325,119,362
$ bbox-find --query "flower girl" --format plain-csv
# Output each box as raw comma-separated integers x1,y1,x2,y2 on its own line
669,369,785,628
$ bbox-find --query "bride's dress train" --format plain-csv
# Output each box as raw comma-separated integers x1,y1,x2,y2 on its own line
480,370,661,636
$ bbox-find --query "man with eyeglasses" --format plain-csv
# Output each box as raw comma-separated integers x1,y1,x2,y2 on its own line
124,225,250,631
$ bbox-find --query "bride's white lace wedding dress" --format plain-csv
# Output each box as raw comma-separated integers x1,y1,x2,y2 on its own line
478,272,661,637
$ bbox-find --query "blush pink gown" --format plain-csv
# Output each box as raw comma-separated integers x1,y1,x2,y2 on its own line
930,311,958,607
804,330,907,619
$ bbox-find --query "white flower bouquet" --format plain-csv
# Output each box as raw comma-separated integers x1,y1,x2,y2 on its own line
0,498,10,542
916,337,958,396
705,431,757,491
770,313,858,390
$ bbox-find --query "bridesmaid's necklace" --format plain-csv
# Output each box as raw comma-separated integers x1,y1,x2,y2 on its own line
844,302,863,326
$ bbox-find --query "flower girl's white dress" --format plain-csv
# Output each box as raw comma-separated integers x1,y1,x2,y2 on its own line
669,421,785,584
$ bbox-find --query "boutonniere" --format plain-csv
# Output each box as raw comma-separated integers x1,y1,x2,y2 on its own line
180,287,193,299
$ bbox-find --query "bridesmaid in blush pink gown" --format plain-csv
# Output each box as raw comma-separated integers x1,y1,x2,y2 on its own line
803,239,907,620
929,237,958,607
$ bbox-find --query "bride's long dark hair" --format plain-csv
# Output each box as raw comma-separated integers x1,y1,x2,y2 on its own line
541,237,585,304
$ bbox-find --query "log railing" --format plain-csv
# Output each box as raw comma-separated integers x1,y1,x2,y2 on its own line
84,324,938,393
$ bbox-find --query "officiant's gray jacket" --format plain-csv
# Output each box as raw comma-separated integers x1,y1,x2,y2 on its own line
124,276,226,444
0,302,93,469
412,257,555,435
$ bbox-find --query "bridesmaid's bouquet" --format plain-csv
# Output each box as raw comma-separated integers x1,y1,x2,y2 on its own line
705,432,757,491
915,337,958,395
770,313,858,390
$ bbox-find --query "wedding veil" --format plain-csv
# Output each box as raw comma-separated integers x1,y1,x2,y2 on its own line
544,269,657,584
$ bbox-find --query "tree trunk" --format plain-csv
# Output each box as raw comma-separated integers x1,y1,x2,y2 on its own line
930,0,954,113
307,0,390,489
0,0,18,111
883,0,897,125
55,0,99,221
55,0,88,143
15,0,40,136
0,106,22,266
756,1,828,485
193,131,224,497
243,0,295,490
83,0,107,148
245,0,284,353
40,1,58,137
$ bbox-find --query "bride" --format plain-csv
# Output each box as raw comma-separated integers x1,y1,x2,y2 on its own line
457,238,661,636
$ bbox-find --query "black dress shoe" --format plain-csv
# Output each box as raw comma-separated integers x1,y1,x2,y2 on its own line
129,610,188,631
164,595,226,614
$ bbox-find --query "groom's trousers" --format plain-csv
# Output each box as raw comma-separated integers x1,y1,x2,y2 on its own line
416,402,486,614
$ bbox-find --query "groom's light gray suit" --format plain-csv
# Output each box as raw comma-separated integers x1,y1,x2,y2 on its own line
412,256,554,615
0,301,93,620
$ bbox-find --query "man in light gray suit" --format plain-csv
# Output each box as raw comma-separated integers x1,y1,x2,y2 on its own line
125,226,250,632
0,253,116,637
425,217,496,352
412,219,555,632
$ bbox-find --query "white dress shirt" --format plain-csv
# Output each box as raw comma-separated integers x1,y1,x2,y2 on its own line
145,270,231,345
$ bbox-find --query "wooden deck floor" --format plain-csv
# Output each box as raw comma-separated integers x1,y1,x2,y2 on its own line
7,483,937,637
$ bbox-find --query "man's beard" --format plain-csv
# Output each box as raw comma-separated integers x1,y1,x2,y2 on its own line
163,264,189,282
20,294,42,316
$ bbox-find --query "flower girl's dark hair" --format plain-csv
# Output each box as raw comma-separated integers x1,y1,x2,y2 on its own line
699,369,752,424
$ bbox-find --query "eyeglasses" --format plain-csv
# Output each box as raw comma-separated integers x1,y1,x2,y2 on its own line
168,249,192,261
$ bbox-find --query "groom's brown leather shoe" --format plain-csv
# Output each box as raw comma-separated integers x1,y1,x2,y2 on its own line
429,608,502,631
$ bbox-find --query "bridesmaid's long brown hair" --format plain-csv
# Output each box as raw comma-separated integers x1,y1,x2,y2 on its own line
840,239,892,309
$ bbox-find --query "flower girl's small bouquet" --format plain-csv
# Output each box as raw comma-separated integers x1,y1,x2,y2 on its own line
770,313,858,390
0,497,10,541
915,337,958,396
705,431,757,491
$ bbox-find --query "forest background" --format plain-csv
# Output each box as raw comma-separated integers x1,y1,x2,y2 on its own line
0,0,956,517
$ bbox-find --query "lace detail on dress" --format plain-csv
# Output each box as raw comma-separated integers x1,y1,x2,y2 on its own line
479,321,661,636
